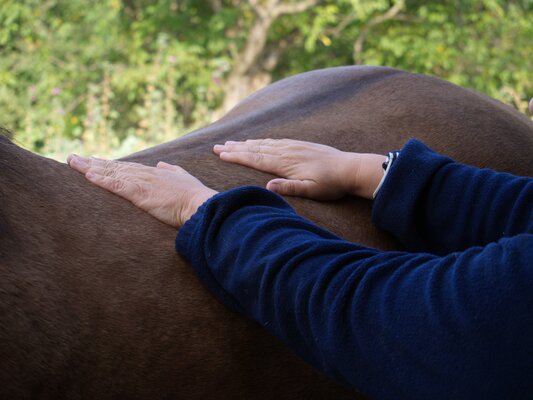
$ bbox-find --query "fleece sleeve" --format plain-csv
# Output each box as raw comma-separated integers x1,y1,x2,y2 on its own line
372,139,533,254
176,186,533,400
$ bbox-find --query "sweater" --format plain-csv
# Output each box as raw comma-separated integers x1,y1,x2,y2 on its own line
176,139,533,399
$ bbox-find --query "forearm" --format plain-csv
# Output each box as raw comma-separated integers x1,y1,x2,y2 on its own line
372,139,533,253
176,187,533,399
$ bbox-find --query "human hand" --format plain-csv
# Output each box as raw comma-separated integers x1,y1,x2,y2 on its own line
213,139,386,200
67,155,217,228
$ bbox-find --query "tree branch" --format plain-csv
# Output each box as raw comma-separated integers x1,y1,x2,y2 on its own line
253,29,300,73
325,11,357,37
369,0,405,28
353,0,405,64
248,0,268,19
273,0,323,17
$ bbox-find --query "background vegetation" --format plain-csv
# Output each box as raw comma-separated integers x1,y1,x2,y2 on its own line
1,0,531,160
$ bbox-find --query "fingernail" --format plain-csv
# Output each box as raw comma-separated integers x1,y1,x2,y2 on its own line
69,156,79,166
213,145,223,150
86,172,97,180
71,155,88,166
268,183,279,191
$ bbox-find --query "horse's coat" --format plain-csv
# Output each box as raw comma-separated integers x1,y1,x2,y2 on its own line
0,66,532,399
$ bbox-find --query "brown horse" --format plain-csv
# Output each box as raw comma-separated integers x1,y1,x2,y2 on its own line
1,66,532,399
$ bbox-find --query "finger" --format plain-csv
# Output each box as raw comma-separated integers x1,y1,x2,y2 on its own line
88,160,157,180
214,144,261,154
266,178,315,198
226,139,276,146
214,143,271,155
67,154,91,173
213,144,227,155
156,161,188,174
529,98,533,114
88,157,147,171
232,138,299,147
69,155,146,175
219,151,278,172
85,172,139,201
214,139,279,155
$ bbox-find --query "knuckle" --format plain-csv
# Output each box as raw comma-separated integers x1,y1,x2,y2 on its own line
111,179,126,193
280,154,293,165
284,181,295,194
251,152,263,164
123,161,139,169
137,182,151,198
103,161,120,178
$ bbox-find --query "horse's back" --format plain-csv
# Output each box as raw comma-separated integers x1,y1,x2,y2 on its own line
1,66,532,399
130,66,533,246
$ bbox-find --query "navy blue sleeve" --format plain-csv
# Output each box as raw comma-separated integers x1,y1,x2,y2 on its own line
176,187,533,400
372,139,533,254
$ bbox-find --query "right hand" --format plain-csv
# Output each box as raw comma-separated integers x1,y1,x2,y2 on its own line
68,155,217,228
213,139,386,200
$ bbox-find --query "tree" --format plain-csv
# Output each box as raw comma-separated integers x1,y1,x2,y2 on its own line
217,0,322,116
0,0,530,160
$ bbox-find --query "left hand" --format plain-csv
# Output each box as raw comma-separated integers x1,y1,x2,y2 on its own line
67,155,217,228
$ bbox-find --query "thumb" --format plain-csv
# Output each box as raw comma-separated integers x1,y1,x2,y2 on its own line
266,178,314,197
157,161,187,174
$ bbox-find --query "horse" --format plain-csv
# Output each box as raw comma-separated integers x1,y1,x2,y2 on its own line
1,66,532,399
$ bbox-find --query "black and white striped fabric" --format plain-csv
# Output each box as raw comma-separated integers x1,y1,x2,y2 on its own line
373,150,401,199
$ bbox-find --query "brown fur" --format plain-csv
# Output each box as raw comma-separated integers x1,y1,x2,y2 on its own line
0,66,532,399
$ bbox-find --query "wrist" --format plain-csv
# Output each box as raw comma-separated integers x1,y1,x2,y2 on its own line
181,188,218,226
345,153,387,200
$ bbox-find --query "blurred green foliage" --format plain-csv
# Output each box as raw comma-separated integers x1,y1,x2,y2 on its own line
0,0,531,160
